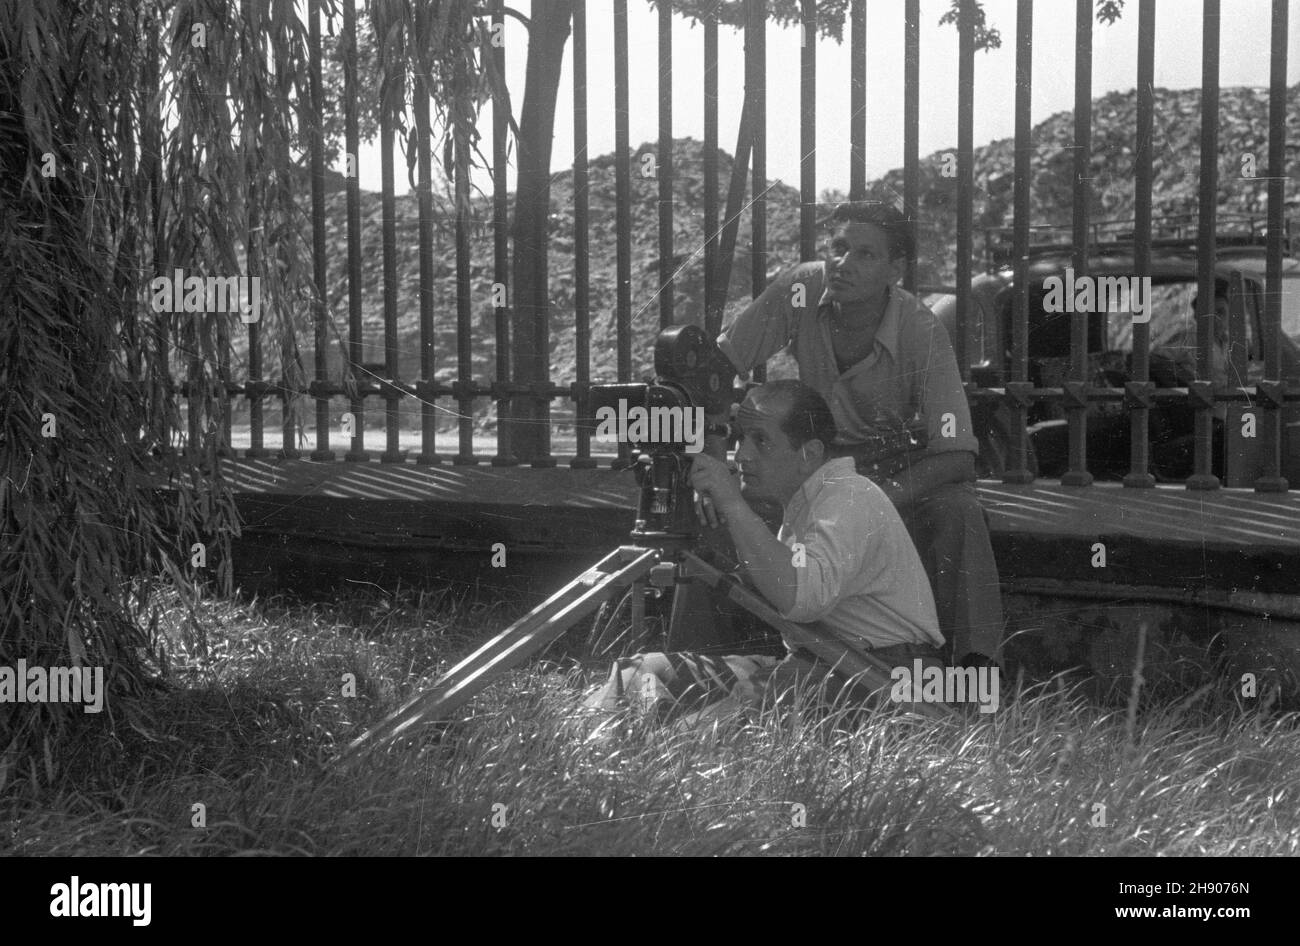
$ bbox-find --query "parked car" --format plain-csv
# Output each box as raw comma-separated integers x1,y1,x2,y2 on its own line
926,219,1300,484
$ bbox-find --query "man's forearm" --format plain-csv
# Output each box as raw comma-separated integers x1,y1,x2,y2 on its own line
882,451,974,509
717,500,798,615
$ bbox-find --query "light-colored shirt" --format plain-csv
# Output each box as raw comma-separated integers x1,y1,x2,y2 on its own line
777,457,943,650
718,260,980,456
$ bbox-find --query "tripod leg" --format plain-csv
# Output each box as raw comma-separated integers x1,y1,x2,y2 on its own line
630,579,646,641
336,546,663,763
678,551,953,719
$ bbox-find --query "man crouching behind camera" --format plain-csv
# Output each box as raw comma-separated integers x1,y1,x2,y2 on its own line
585,380,944,721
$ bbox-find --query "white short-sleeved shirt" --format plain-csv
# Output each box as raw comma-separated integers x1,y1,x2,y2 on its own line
776,457,943,651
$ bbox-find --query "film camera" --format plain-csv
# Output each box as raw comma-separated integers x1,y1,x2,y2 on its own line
587,325,737,541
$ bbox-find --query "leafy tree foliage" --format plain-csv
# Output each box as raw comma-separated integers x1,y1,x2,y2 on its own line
0,0,495,788
663,0,853,41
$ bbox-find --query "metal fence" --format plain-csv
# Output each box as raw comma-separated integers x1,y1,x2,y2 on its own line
200,0,1293,490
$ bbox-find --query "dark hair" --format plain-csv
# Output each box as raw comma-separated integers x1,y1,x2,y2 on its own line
825,200,915,262
754,380,838,452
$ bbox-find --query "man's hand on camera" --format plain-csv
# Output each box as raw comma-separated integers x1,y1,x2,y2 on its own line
690,453,743,528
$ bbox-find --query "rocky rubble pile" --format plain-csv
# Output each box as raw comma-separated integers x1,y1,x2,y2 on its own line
292,84,1298,407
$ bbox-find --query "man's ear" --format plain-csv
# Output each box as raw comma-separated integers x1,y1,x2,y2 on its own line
801,438,827,464
885,255,905,284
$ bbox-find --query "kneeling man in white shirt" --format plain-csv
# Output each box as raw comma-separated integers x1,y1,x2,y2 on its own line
586,380,944,718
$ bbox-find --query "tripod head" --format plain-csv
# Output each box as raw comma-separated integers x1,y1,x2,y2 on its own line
588,325,737,544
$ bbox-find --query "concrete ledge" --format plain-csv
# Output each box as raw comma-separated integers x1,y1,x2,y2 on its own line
217,460,1300,597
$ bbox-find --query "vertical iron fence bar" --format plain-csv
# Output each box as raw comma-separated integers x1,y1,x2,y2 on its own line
492,0,515,467
903,0,919,292
704,13,719,328
279,345,299,456
241,0,267,458
1257,0,1289,492
1124,0,1156,488
955,1,973,381
122,109,142,406
1004,0,1034,485
177,66,199,458
173,62,194,456
182,143,201,460
246,200,265,456
276,29,298,461
184,242,200,452
343,0,368,461
415,73,441,465
455,104,478,465
614,1,632,459
308,0,333,461
208,31,234,461
145,17,170,456
1062,0,1093,486
276,68,299,480
704,12,719,327
275,33,299,459
217,306,232,457
120,70,140,392
849,0,865,201
532,143,555,464
615,0,631,378
799,0,816,261
658,0,674,328
379,72,402,463
572,0,595,468
1188,0,1220,490
748,0,767,384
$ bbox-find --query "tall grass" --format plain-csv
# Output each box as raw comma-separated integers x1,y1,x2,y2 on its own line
3,582,1297,856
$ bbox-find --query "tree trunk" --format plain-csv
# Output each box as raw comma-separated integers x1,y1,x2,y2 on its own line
507,0,574,461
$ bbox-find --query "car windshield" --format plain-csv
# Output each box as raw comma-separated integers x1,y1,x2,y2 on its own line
1107,281,1210,353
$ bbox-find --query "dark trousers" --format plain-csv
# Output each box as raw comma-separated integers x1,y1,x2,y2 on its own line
894,481,1004,663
